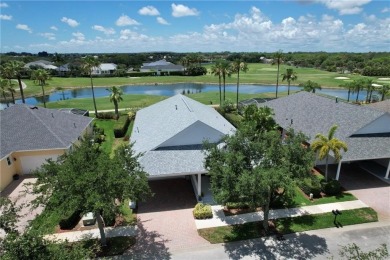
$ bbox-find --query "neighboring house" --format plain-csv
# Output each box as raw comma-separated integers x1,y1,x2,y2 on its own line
0,105,93,192
140,59,184,75
57,63,71,76
260,57,273,64
368,99,390,114
130,94,235,199
257,91,390,180
24,60,58,70
91,63,117,75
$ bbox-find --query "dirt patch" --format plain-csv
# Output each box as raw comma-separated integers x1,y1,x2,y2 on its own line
223,206,262,216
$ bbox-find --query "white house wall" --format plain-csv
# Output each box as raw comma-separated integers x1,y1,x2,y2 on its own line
19,154,60,174
157,120,224,148
353,114,390,135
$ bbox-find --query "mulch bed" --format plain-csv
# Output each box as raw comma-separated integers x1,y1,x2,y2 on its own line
223,206,262,217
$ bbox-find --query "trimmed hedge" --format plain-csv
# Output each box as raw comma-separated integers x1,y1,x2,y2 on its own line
225,202,250,210
322,179,341,195
126,71,155,77
193,203,213,219
97,112,115,119
224,113,242,128
113,115,130,138
59,210,82,230
299,177,322,198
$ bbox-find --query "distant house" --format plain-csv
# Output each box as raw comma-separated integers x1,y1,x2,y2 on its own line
0,105,93,192
57,63,71,76
260,57,273,64
91,63,117,75
257,92,390,180
24,60,58,70
140,59,184,75
130,94,235,200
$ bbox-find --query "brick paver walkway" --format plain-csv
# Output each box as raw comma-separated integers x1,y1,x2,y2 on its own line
126,179,209,255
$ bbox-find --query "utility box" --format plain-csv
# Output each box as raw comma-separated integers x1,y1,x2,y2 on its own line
82,212,96,226
129,200,137,210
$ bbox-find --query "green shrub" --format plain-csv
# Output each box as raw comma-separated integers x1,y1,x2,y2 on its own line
300,177,322,198
193,203,213,219
322,179,342,195
113,115,130,138
224,113,242,128
221,99,235,113
225,202,250,209
126,71,155,77
59,210,82,230
97,112,115,119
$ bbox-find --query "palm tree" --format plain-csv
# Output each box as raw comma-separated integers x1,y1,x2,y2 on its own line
107,86,123,119
379,84,389,101
340,81,354,102
273,50,283,98
56,86,66,100
231,59,248,109
352,79,364,102
3,61,26,103
82,56,101,116
362,78,374,103
281,68,298,95
300,80,322,93
0,79,10,107
7,84,16,104
220,60,232,102
31,69,51,108
311,125,348,181
211,60,223,105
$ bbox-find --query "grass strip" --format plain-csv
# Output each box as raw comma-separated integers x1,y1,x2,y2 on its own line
198,207,377,244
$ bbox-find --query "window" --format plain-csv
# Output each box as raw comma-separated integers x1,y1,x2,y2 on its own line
6,157,12,166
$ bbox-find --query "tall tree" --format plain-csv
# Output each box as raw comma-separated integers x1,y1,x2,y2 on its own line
353,79,364,102
300,80,322,93
220,60,232,102
82,56,101,116
362,78,374,103
31,69,51,108
340,81,354,102
273,50,284,98
205,106,314,233
4,61,26,103
281,68,298,95
231,59,248,109
0,79,10,107
7,83,16,104
311,125,348,181
379,84,389,101
0,197,19,234
107,86,123,119
30,140,151,246
211,60,223,105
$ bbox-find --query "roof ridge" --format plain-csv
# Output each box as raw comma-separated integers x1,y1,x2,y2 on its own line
26,106,68,147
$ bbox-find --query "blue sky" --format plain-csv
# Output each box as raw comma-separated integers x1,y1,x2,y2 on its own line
1,1,389,53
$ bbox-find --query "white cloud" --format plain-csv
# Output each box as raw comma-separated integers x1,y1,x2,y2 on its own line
381,7,390,13
171,3,199,17
92,25,115,35
139,6,160,16
50,26,58,31
157,17,170,25
61,17,79,27
116,15,140,26
0,3,8,8
0,14,12,20
39,32,56,40
72,32,85,41
317,0,371,15
16,24,32,33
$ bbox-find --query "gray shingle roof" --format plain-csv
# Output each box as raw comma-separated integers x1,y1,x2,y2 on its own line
141,59,184,71
0,105,93,158
259,92,390,161
368,99,390,114
131,95,235,176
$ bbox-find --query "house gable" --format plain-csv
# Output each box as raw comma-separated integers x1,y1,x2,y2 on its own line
156,120,226,149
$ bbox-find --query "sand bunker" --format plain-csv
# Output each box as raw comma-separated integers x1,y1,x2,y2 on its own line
335,77,350,80
372,83,383,87
378,78,390,81
259,68,277,71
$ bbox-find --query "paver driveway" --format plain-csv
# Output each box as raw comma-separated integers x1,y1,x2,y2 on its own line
127,178,209,257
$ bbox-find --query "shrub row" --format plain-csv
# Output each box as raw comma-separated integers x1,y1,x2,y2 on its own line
59,210,82,230
224,113,242,128
113,115,130,138
299,177,342,197
225,202,250,210
193,203,213,219
126,71,155,77
97,112,116,119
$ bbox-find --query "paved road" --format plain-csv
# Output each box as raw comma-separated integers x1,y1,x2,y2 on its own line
108,222,390,259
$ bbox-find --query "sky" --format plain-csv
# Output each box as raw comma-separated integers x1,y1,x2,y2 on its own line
0,0,389,53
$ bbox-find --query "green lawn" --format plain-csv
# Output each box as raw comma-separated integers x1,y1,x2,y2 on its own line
14,63,385,99
198,208,377,244
289,187,357,207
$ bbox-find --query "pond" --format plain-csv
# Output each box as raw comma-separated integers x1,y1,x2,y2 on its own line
0,83,378,109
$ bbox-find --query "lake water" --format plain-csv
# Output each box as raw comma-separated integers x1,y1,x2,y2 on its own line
0,83,377,109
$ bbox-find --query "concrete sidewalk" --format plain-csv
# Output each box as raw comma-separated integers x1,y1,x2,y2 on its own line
44,226,137,242
195,200,368,229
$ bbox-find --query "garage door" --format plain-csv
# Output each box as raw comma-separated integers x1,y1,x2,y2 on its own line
19,154,60,174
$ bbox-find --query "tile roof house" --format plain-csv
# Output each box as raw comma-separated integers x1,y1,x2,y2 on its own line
0,105,93,191
258,92,390,180
140,59,184,75
130,94,235,198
